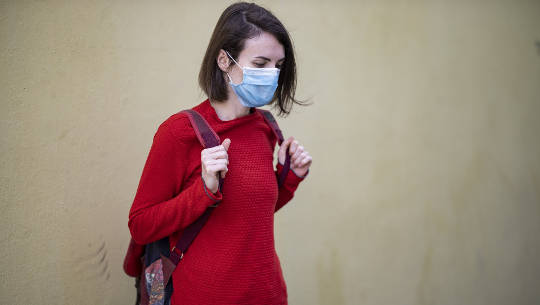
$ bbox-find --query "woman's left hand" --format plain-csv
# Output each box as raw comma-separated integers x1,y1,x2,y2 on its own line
278,136,312,178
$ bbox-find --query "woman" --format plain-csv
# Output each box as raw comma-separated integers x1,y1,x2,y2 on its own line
128,2,312,304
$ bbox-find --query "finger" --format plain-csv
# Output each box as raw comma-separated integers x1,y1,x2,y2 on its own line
220,165,229,178
204,141,229,154
202,145,229,162
289,140,299,156
293,150,307,167
208,164,228,176
221,167,229,178
283,136,295,146
278,136,295,163
204,146,222,154
206,150,229,161
222,138,231,151
303,156,312,165
292,145,304,164
299,154,311,166
205,159,229,166
211,160,229,179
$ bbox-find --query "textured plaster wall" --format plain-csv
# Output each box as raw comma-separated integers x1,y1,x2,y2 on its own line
1,1,539,304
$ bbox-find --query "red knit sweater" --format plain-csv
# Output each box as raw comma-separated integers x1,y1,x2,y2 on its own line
128,99,308,305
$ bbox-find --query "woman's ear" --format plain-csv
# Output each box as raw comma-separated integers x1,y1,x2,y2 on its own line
216,49,231,72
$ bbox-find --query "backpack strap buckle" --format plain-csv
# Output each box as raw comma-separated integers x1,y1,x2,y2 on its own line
170,246,184,261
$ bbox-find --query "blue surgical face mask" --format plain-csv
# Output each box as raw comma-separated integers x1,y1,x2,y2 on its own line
225,50,280,107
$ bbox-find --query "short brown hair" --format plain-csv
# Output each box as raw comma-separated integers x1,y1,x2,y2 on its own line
198,2,308,117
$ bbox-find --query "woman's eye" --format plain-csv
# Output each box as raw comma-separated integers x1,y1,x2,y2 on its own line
254,63,265,67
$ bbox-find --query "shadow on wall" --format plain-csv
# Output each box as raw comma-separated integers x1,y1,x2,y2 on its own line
317,243,345,305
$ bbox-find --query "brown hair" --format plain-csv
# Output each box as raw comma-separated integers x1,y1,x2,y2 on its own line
198,2,309,117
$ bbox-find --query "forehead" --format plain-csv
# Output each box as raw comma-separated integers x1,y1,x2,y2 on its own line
240,32,285,60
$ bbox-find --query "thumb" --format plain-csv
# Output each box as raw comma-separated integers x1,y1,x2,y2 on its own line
278,136,294,165
222,138,231,151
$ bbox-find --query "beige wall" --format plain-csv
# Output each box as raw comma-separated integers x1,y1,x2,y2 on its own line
1,1,539,304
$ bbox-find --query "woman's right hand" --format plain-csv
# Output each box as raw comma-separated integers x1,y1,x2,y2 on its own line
201,138,231,194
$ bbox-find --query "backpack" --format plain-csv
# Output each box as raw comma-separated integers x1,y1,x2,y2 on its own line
123,108,292,305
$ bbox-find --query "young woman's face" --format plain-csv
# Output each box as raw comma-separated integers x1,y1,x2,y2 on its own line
227,31,285,85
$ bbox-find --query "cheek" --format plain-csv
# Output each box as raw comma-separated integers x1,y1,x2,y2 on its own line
229,67,244,85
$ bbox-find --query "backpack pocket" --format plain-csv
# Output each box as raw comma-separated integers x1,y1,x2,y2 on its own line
145,258,166,305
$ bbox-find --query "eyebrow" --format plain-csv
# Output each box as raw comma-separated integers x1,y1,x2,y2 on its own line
254,56,285,62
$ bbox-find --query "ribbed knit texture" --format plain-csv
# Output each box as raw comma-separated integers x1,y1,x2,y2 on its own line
128,99,308,305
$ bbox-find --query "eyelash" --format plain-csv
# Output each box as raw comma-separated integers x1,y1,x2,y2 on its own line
254,63,283,69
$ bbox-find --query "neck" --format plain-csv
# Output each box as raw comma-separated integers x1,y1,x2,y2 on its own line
209,94,252,121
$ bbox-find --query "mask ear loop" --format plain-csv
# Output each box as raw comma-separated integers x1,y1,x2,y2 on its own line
225,72,234,83
224,50,243,84
225,50,242,68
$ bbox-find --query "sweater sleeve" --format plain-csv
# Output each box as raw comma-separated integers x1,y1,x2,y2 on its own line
274,161,309,213
128,122,223,245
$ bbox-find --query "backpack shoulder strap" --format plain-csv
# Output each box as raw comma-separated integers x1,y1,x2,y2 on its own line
126,109,226,305
168,109,224,266
180,109,224,192
256,109,291,188
180,109,220,148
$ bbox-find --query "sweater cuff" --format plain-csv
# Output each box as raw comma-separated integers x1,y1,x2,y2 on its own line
277,161,309,185
201,174,223,203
